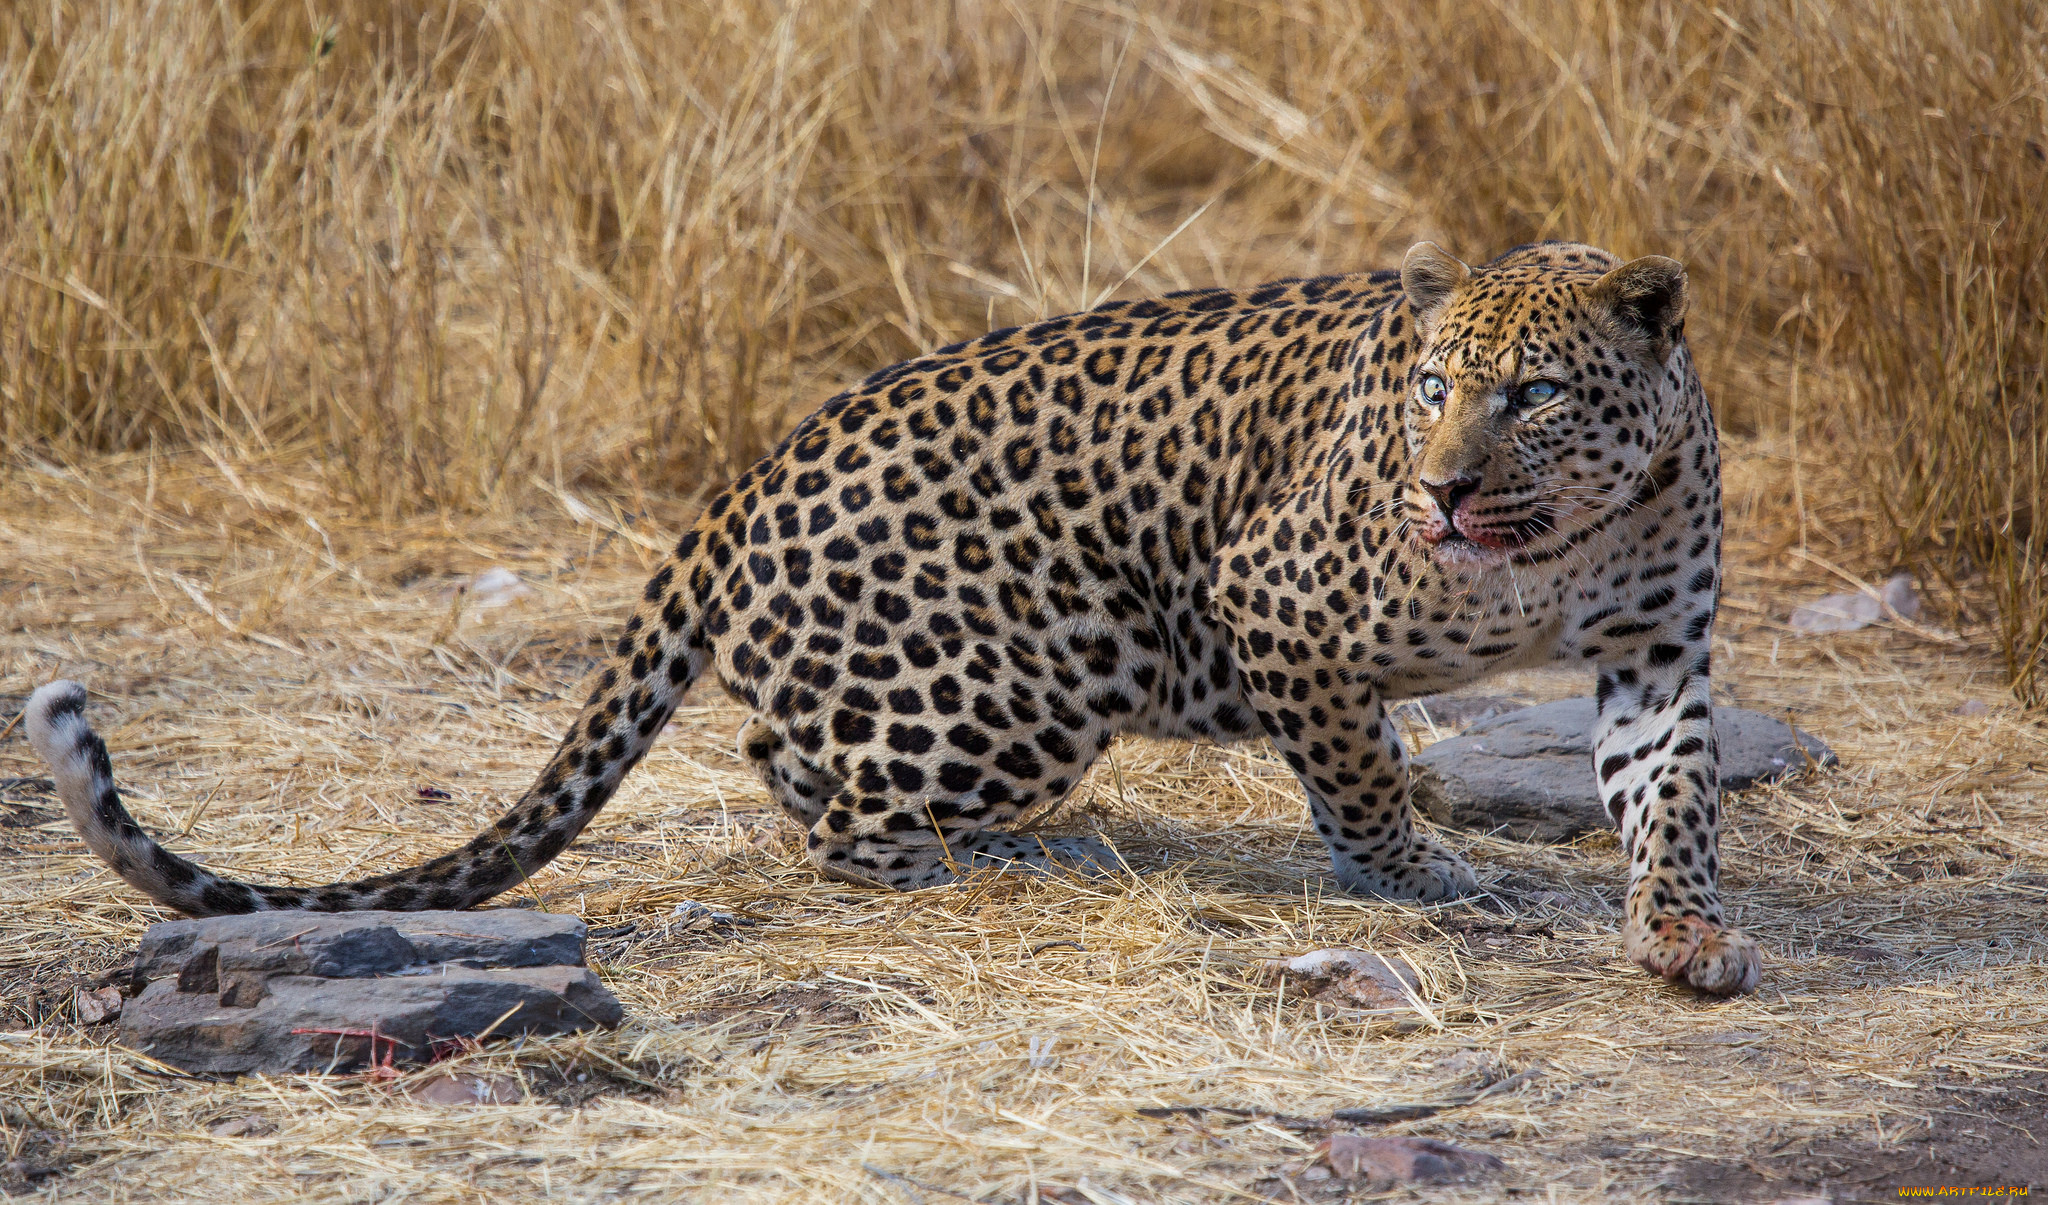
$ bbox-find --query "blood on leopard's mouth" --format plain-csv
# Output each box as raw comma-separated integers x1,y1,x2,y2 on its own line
1421,521,1524,551
1416,511,1551,559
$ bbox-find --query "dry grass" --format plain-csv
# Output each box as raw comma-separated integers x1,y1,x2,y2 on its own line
3,441,2046,1201
2,0,2044,696
4,2,2047,1199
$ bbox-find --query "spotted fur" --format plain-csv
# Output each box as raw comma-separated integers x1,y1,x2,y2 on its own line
24,240,1759,995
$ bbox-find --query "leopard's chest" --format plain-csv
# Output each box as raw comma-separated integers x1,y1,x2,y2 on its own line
1211,499,1670,705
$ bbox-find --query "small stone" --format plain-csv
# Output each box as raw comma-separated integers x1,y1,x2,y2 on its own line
461,568,536,608
1259,949,1419,1010
1412,699,1836,841
1788,572,1920,634
74,986,123,1025
1322,1134,1504,1184
408,1073,523,1105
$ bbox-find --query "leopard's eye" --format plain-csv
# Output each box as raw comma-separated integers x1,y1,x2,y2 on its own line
1516,380,1561,408
1418,373,1448,408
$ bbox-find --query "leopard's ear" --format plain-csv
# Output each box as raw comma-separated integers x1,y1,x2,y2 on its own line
1400,242,1470,328
1590,255,1689,362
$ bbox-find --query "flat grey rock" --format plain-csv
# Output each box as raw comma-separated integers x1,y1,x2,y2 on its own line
118,910,620,1075
1392,694,1529,733
122,965,621,1075
1412,699,1834,842
132,909,589,990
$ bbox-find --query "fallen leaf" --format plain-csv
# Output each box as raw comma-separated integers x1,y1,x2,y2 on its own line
408,1073,523,1105
1258,948,1420,1010
1321,1134,1505,1185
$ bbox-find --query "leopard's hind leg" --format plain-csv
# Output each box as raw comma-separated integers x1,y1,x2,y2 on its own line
807,800,1123,888
738,715,841,830
740,716,1115,883
798,738,1121,889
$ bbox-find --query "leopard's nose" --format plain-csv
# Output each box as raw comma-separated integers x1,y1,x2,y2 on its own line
1419,472,1480,516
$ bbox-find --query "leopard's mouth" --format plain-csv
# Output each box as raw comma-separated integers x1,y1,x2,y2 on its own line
1422,529,1513,568
1414,508,1551,566
1436,525,1520,550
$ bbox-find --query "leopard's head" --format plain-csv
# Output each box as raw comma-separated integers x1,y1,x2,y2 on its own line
1396,241,1690,569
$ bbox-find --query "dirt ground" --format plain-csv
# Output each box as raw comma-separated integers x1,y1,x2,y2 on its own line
3,441,2044,1203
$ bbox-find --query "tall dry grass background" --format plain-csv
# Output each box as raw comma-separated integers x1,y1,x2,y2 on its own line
2,0,2043,698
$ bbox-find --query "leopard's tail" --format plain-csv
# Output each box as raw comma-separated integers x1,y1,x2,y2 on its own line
23,532,718,916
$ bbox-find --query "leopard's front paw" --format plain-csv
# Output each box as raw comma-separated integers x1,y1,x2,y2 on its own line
1624,914,1762,995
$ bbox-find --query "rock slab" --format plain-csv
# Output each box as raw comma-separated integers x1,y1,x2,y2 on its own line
1412,698,1834,842
119,910,622,1075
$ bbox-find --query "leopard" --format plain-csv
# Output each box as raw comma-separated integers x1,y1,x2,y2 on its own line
24,239,1761,995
